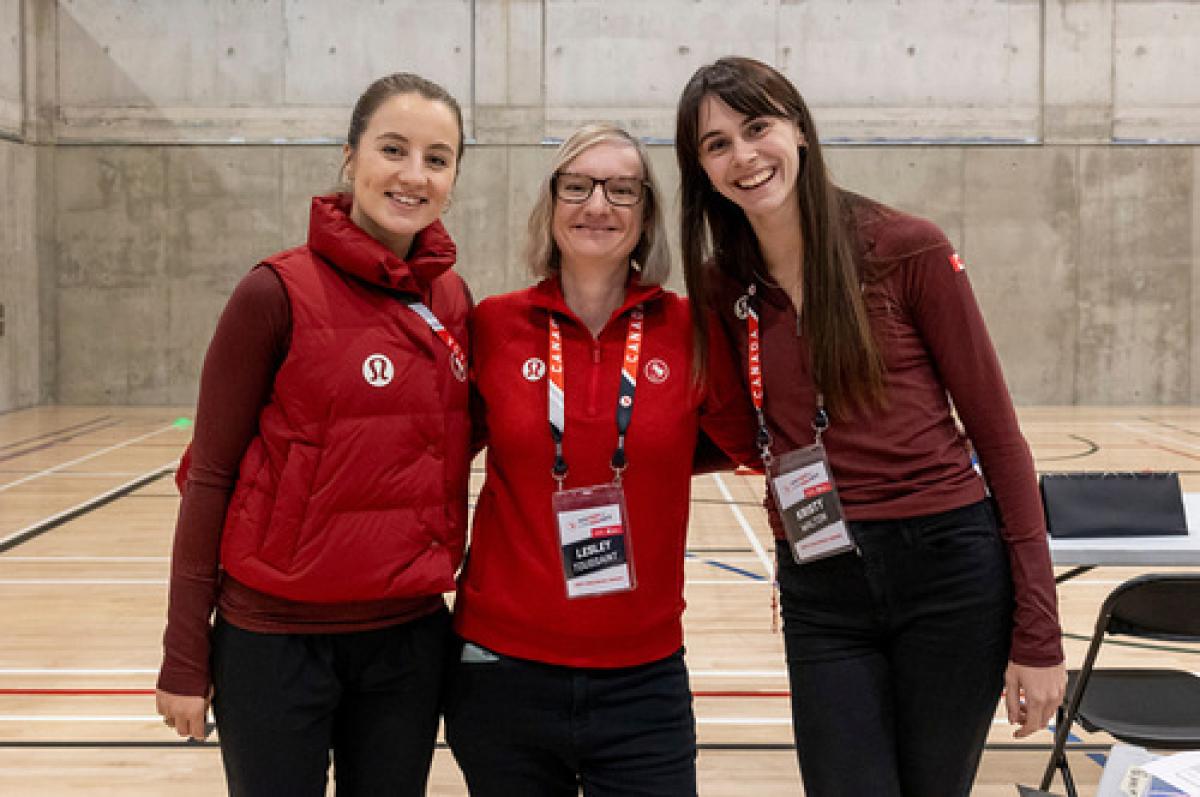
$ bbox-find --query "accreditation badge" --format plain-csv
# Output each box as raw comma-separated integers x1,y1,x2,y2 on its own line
768,444,856,564
552,482,635,599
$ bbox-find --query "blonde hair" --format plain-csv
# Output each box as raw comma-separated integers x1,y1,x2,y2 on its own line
525,124,670,285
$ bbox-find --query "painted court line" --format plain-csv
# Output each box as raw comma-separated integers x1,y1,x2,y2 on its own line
691,670,787,678
0,424,178,493
0,668,157,675
0,715,162,723
709,473,773,580
0,579,167,585
0,578,766,587
1114,422,1200,454
0,556,169,563
0,462,177,551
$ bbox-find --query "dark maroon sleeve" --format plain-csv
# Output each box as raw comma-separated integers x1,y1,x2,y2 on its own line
698,308,761,470
905,236,1064,667
157,266,290,696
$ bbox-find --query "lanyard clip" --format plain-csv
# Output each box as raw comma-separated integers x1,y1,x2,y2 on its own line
552,460,568,492
812,394,829,446
610,446,627,485
755,412,774,467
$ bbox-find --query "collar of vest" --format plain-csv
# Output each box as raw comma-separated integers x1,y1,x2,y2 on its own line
530,273,663,325
306,193,457,293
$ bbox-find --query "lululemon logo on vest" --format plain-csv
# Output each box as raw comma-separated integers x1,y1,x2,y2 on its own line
362,354,394,387
645,358,670,384
522,357,547,382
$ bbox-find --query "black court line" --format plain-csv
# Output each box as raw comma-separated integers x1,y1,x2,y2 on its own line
0,417,122,463
691,497,763,507
0,415,115,452
0,467,176,554
0,740,1111,752
1033,434,1100,463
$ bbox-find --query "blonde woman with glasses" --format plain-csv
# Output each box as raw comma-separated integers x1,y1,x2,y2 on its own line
443,124,756,796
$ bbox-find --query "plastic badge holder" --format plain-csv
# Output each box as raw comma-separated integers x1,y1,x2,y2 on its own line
552,482,635,599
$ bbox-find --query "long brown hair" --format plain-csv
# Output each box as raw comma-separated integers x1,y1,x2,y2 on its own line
675,57,884,418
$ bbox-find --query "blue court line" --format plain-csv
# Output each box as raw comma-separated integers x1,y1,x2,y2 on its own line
685,553,768,582
1049,726,1106,769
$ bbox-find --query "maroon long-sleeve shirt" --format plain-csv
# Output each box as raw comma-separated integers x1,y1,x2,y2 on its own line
711,198,1063,667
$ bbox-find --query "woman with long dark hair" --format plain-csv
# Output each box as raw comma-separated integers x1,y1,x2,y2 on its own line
675,56,1065,796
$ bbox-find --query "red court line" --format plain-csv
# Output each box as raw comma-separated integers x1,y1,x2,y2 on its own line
0,688,154,696
693,690,790,698
1143,441,1200,464
3,688,795,699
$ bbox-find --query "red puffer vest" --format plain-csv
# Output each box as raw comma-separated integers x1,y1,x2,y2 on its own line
217,194,471,603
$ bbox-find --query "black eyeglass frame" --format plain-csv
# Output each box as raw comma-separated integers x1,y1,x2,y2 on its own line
552,172,650,207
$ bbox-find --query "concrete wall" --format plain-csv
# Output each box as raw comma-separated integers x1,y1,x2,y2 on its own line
0,0,41,413
9,0,1200,407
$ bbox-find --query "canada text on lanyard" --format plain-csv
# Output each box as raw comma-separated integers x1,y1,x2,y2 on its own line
737,283,854,564
546,305,644,599
407,301,467,382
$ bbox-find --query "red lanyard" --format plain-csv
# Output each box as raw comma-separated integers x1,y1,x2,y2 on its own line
408,301,467,381
742,284,827,465
547,306,644,488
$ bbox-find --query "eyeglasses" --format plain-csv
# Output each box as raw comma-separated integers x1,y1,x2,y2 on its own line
553,172,648,207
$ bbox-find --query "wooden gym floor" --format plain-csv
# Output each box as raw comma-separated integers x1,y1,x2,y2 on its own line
1,405,1198,796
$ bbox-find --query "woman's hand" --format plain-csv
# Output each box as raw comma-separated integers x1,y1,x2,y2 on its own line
1004,660,1067,738
155,687,212,740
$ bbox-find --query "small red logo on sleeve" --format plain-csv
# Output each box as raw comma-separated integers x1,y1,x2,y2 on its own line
949,253,966,272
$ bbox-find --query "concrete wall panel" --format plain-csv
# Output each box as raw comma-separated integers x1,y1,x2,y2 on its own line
163,147,290,404
58,0,283,108
15,1,1200,405
53,146,168,403
0,140,40,411
963,147,1080,404
475,0,544,143
0,0,20,134
1114,1,1200,140
1043,0,1113,143
56,283,170,403
282,0,471,108
55,147,168,289
443,145,520,299
544,0,776,138
779,0,1041,141
1077,146,1192,403
825,147,966,247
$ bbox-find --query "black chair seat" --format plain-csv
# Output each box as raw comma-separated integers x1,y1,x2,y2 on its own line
1070,668,1200,748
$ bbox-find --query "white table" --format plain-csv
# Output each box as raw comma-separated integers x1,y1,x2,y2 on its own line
1049,493,1200,579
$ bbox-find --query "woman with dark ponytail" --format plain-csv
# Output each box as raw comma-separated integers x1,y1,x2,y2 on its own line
675,56,1065,797
156,73,471,796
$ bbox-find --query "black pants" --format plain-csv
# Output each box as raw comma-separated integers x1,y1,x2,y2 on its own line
444,644,697,797
777,498,1013,797
210,606,451,797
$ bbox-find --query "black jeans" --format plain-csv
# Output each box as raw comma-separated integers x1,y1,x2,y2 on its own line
444,644,697,797
210,606,451,797
777,498,1012,797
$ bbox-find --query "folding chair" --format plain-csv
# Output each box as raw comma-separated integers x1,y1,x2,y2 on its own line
1040,573,1200,797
